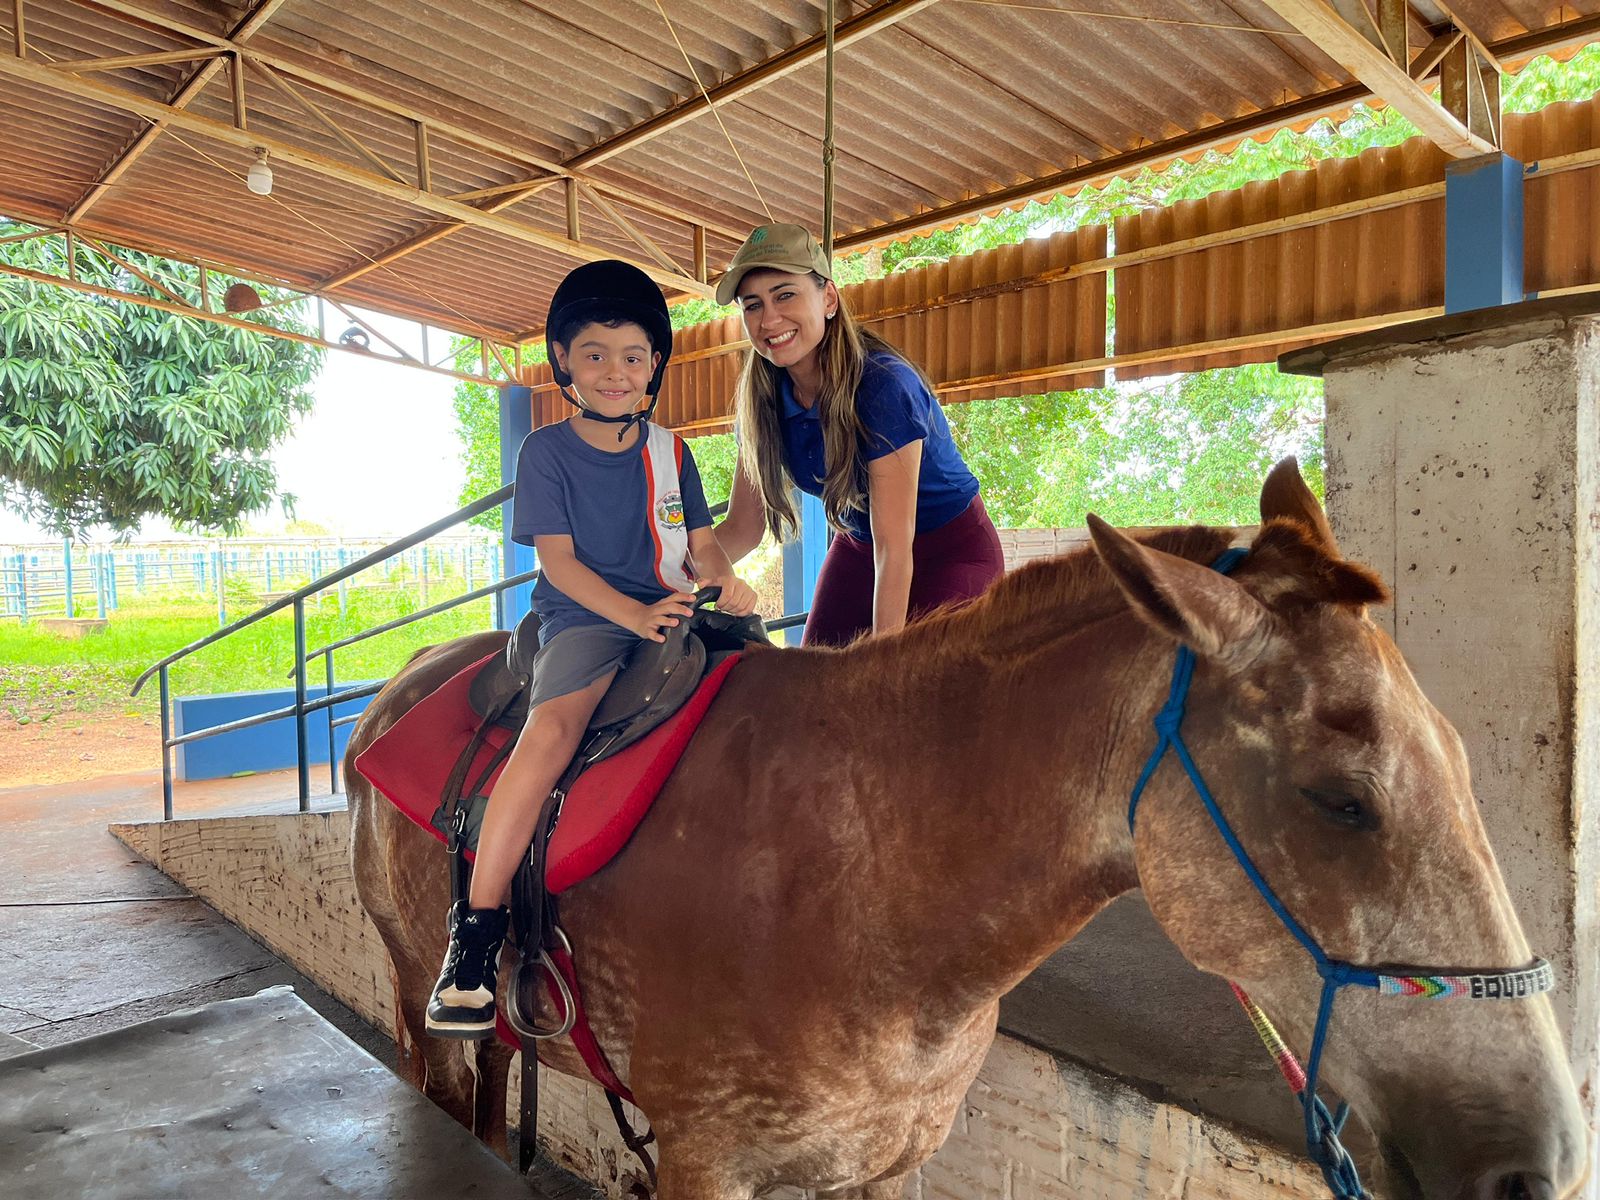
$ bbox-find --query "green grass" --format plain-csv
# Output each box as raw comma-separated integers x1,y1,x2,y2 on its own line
0,584,495,723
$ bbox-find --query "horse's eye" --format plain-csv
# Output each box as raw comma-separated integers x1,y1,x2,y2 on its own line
1299,787,1380,832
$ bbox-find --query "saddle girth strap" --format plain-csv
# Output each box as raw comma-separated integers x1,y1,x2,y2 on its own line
519,1047,539,1175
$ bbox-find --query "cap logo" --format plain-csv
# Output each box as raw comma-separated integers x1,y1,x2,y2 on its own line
749,227,768,244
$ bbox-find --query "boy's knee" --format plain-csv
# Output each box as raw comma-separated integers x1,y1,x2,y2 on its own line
525,704,590,747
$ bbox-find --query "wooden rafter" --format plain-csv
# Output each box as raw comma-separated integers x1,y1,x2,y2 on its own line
564,0,941,171
0,256,503,386
79,234,192,306
0,51,712,297
67,0,290,222
246,59,408,184
1429,0,1504,72
77,0,733,237
310,0,934,307
48,46,227,73
1255,1,1495,157
575,181,689,277
832,9,1600,252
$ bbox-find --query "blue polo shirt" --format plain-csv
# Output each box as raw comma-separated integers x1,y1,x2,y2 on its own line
780,350,979,541
511,421,712,639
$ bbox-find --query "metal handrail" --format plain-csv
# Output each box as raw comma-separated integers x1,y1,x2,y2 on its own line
130,483,512,697
297,567,540,667
165,680,391,748
135,485,802,822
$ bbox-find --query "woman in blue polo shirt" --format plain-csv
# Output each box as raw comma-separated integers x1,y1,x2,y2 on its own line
714,223,1004,646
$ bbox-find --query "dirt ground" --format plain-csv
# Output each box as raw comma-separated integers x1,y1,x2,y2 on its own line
0,711,161,787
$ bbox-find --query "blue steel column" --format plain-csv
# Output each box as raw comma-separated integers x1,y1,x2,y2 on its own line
1445,153,1524,313
499,384,536,630
781,491,827,642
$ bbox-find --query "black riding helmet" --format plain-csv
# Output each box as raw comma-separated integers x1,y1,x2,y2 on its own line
545,260,673,438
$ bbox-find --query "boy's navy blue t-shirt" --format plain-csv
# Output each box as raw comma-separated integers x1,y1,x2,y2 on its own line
778,350,979,541
511,420,712,639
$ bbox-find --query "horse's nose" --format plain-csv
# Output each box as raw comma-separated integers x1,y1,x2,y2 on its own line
1468,1171,1553,1200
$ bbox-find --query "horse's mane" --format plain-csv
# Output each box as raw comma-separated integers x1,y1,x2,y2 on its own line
840,524,1238,665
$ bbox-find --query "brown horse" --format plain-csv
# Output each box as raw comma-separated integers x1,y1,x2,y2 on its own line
346,461,1585,1199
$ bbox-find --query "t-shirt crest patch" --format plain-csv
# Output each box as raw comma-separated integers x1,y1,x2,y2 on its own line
656,490,685,530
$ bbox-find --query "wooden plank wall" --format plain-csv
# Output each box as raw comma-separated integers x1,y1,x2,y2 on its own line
112,809,1327,1200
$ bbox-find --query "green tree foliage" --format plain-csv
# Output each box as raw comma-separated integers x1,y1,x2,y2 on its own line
0,228,323,537
946,364,1323,528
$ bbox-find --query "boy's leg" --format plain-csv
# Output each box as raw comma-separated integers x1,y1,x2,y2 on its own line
426,668,614,1038
468,669,614,909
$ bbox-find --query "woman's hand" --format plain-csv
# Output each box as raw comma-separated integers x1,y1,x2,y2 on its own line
629,593,697,642
698,574,758,617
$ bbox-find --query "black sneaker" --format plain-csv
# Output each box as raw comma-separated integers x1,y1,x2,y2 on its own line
425,901,510,1039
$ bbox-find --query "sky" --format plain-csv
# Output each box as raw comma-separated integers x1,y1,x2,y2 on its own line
0,307,470,546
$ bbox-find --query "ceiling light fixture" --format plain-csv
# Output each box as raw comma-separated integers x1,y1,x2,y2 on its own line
246,147,273,197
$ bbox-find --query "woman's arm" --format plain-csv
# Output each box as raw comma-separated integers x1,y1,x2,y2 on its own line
687,527,758,616
866,440,922,636
714,464,767,565
535,534,693,641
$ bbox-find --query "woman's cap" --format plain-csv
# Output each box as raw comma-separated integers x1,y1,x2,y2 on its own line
715,223,832,305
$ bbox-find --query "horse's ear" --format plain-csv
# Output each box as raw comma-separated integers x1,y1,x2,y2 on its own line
1087,514,1273,667
1260,457,1339,556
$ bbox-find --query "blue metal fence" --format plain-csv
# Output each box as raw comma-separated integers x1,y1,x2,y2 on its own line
0,536,499,625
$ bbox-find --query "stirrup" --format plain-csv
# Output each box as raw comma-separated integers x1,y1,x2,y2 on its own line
507,927,577,1041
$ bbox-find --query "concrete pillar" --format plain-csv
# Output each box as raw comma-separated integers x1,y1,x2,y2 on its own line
1283,296,1600,1157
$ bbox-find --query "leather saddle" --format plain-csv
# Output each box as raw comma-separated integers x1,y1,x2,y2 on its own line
442,589,765,1186
466,587,766,765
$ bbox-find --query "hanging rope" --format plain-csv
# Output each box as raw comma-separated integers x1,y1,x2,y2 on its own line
822,0,837,260
652,0,774,222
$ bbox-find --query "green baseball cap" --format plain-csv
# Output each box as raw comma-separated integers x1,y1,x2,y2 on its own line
715,223,833,305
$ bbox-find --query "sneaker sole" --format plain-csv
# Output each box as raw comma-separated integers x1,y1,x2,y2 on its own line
424,1016,497,1040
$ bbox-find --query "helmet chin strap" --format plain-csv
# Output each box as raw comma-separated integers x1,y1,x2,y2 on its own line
561,384,657,442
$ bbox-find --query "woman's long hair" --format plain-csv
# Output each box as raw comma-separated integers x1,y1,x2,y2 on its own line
735,275,924,540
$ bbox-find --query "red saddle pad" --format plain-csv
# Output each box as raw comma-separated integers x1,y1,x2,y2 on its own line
354,649,741,893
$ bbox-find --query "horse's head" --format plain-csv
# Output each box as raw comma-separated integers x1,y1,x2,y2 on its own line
1088,460,1586,1200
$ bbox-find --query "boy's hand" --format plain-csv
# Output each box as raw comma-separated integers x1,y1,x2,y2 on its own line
698,575,757,618
630,593,696,643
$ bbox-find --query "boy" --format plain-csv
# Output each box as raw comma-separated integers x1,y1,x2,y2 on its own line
427,261,758,1037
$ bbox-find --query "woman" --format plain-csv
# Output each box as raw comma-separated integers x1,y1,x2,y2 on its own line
714,223,1004,645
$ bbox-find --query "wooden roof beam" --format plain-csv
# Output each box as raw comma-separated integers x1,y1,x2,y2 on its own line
1256,0,1495,156
564,0,941,171
0,52,712,298
67,0,290,223
315,0,935,296
78,0,739,238
833,3,1600,251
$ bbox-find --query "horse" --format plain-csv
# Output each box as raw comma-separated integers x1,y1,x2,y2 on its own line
345,460,1585,1199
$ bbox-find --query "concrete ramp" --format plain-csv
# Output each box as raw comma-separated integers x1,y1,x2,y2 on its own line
0,985,534,1198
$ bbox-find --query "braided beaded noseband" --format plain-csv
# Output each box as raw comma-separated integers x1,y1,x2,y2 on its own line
1129,547,1556,1200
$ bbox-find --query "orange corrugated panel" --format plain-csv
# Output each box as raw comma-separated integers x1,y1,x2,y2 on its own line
1114,130,1464,379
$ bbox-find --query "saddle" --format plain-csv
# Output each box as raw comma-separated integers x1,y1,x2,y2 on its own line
435,588,766,1181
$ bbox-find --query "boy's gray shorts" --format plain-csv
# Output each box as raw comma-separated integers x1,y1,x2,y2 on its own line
527,622,642,708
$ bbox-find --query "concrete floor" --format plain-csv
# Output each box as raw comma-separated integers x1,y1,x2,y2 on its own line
0,766,599,1198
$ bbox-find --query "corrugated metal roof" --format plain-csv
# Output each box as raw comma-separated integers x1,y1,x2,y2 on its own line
2,0,1597,345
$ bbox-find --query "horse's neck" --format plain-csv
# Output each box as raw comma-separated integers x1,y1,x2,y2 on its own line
853,612,1161,1012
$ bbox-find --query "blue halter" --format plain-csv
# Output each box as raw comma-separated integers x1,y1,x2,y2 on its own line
1127,547,1554,1199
